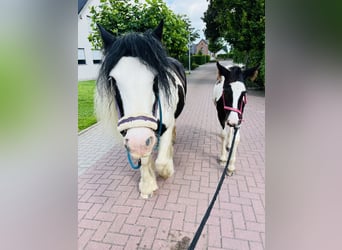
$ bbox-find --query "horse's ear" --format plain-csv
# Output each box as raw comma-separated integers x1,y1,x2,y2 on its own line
97,23,116,50
152,20,164,41
243,64,260,82
216,61,230,78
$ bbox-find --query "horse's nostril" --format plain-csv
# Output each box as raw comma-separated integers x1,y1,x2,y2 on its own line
145,136,153,146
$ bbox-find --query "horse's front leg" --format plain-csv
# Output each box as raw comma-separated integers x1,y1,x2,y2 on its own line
220,127,229,164
155,126,174,179
139,155,158,199
226,128,240,176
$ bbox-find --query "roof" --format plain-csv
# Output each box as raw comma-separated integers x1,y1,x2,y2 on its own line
197,39,208,45
78,0,88,14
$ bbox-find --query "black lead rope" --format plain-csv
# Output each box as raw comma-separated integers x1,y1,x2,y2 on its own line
188,126,239,250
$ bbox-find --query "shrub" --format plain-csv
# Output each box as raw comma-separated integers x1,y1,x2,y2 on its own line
216,53,229,60
191,62,199,70
179,54,209,70
191,55,204,65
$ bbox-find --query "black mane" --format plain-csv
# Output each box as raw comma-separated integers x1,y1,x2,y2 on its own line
98,29,174,100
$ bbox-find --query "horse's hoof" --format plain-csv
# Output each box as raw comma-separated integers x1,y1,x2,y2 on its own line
156,160,174,179
139,182,158,199
158,169,173,179
140,192,153,199
227,169,235,176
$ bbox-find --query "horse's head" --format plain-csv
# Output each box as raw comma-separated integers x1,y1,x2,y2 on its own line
96,21,173,159
108,57,159,159
216,61,259,127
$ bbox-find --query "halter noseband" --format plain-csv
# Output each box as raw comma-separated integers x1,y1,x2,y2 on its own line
222,91,247,122
117,114,158,133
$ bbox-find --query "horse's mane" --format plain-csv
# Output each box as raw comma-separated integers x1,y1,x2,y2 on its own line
97,29,175,100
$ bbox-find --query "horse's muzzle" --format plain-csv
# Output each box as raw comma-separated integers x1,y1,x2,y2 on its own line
124,127,157,159
227,119,242,128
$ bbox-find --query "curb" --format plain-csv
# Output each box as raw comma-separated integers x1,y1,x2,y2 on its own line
78,122,99,136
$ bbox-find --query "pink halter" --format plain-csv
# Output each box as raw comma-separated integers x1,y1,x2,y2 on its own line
222,92,247,118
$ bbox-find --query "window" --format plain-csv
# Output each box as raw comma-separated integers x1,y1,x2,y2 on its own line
78,48,86,64
92,50,103,64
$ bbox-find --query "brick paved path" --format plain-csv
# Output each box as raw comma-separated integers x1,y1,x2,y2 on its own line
78,61,265,250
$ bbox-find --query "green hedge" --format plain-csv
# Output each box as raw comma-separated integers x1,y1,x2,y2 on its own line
192,55,204,65
217,53,230,60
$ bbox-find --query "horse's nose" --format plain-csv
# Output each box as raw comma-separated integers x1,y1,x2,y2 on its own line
124,128,156,159
227,113,239,127
227,120,242,128
124,136,154,149
227,121,237,127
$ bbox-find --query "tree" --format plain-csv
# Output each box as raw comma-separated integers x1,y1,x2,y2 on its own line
88,0,198,59
203,0,265,86
208,37,225,55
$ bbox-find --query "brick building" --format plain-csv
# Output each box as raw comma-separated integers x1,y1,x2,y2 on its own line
195,39,209,55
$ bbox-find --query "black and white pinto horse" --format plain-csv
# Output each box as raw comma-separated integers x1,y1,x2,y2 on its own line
213,61,259,175
95,21,187,198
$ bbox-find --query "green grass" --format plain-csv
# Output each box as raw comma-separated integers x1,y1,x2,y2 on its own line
78,80,97,131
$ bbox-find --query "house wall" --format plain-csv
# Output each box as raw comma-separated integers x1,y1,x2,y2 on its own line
196,40,209,55
78,0,102,81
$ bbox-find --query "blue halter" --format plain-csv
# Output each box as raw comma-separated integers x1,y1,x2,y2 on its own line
126,97,162,170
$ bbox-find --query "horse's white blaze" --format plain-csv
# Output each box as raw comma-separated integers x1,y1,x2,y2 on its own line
228,81,246,125
110,57,156,116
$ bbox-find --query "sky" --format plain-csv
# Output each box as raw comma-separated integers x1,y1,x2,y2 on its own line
165,0,209,43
